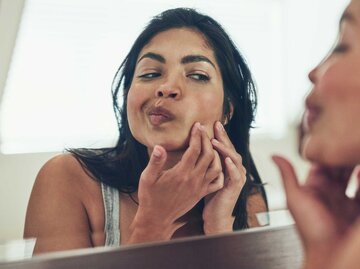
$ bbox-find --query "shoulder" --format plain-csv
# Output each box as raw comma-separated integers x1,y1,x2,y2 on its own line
37,153,86,179
33,153,103,206
24,153,100,252
28,153,97,213
35,153,98,189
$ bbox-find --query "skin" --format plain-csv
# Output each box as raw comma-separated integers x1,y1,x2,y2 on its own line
127,28,225,162
273,1,360,268
24,27,266,254
301,0,360,167
127,28,255,241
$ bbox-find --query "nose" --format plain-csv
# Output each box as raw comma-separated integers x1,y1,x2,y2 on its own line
156,85,181,99
308,66,318,84
306,66,319,106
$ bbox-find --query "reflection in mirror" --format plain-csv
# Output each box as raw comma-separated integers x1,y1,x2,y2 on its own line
12,1,273,256
0,0,348,263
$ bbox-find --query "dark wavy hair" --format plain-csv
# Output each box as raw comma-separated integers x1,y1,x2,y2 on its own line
69,7,267,229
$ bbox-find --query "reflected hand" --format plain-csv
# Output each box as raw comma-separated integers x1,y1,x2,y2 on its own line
273,156,360,269
202,121,247,235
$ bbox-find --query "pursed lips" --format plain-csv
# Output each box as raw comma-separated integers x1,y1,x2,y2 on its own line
147,107,175,126
304,104,321,132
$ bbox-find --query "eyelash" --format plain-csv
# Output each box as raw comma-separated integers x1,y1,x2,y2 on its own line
137,72,211,82
333,44,349,53
187,73,210,82
138,72,161,79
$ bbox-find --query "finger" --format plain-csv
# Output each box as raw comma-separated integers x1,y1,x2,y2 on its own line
225,157,246,191
180,122,202,169
323,165,354,181
194,126,215,175
272,155,301,206
306,165,353,197
204,150,223,184
213,121,235,149
206,172,225,194
141,145,167,183
211,138,243,170
324,166,354,193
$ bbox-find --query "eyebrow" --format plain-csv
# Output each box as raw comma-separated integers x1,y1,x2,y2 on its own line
137,52,165,64
137,52,216,69
181,55,216,69
339,10,356,26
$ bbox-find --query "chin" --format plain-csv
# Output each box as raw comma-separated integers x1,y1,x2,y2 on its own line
303,143,355,167
143,136,189,152
302,133,360,166
159,140,189,152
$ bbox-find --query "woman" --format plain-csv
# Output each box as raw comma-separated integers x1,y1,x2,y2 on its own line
24,8,267,254
273,0,360,268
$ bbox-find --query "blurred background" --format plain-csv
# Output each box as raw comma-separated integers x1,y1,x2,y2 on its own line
0,0,348,240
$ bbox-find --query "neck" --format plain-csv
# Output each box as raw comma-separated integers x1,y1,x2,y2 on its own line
147,147,185,170
164,150,186,170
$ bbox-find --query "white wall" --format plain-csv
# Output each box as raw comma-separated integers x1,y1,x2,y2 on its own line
0,152,58,240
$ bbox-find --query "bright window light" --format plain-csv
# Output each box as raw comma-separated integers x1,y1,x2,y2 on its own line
0,0,346,153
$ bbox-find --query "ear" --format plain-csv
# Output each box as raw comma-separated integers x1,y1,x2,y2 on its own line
223,102,234,125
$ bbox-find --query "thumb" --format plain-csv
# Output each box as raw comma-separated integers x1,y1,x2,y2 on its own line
272,155,300,208
141,145,167,182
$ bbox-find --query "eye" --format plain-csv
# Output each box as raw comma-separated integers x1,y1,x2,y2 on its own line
333,44,349,53
138,72,161,79
187,73,210,82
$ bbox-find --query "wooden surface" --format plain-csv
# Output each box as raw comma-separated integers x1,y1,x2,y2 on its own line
0,224,303,269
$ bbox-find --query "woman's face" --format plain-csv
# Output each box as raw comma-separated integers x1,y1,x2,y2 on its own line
127,28,224,153
302,0,360,166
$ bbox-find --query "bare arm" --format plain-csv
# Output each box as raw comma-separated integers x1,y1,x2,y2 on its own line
24,155,93,254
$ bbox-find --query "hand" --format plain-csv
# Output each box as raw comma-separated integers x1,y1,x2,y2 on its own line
128,123,223,244
272,156,360,269
202,121,247,235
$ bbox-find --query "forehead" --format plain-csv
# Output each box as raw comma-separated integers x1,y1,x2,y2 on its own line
342,0,360,25
139,28,215,59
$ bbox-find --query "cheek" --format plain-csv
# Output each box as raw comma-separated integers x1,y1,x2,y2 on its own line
126,88,143,129
192,92,224,136
316,70,343,100
302,109,360,165
318,58,360,101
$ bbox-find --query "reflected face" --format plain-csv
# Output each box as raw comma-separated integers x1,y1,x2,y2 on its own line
302,0,360,166
127,28,224,153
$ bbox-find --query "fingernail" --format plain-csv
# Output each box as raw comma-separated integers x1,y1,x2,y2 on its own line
192,122,200,135
153,146,162,158
211,139,219,145
271,156,280,166
225,157,233,165
216,121,224,131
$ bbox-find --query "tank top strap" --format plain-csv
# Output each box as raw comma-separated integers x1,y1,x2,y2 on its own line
101,182,120,246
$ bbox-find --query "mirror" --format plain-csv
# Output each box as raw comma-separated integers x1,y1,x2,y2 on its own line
0,0,348,262
1,225,302,269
